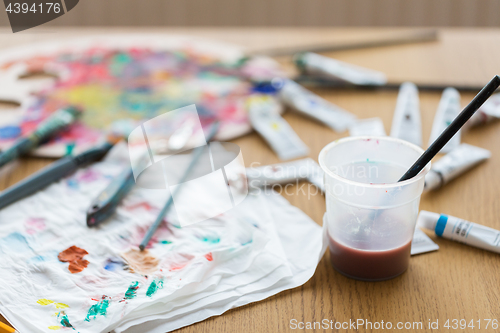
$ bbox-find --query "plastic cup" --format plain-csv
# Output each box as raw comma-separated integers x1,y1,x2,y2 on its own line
318,137,430,281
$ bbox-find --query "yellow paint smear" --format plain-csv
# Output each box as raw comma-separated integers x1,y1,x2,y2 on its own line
48,326,61,330
54,303,69,309
37,299,54,306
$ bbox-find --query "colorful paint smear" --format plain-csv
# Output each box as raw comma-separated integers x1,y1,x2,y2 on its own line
124,281,139,300
146,279,163,297
85,296,110,322
37,299,73,330
58,246,89,273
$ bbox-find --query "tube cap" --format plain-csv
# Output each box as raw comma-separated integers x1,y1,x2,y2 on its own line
417,210,441,231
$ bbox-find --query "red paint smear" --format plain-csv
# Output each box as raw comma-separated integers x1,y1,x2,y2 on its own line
58,246,89,274
204,253,213,261
169,263,188,271
126,202,155,212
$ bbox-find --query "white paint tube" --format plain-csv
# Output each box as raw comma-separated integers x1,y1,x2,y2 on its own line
274,78,357,132
294,52,388,86
349,117,386,137
424,143,491,192
247,95,309,161
246,158,324,193
390,82,422,146
418,211,500,254
467,93,500,127
429,88,461,153
411,228,439,255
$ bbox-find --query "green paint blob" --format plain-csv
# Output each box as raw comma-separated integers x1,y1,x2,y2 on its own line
85,298,110,322
161,240,172,245
201,237,220,244
146,279,164,297
125,281,139,299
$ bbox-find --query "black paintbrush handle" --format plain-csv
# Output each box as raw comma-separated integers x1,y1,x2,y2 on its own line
0,156,78,210
399,75,500,182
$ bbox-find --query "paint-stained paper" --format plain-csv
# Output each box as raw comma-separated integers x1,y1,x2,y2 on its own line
0,143,326,333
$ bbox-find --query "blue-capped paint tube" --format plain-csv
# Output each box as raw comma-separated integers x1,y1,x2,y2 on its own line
418,211,500,254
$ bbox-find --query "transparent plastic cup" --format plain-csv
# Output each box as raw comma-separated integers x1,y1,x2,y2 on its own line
318,137,430,281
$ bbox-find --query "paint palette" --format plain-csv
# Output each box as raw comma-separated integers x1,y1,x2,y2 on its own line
0,34,284,156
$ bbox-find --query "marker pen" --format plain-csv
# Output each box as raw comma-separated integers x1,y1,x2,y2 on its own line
418,211,500,254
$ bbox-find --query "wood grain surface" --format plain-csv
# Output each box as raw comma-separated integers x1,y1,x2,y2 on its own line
1,28,500,332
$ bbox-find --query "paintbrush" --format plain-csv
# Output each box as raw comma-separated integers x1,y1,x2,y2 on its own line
294,75,489,93
139,121,220,251
399,75,500,181
0,106,81,168
86,165,136,227
247,29,438,57
0,134,122,210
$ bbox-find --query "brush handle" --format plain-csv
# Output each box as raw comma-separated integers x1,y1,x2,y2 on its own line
86,167,135,227
399,75,500,182
0,156,78,210
0,106,81,168
0,142,114,210
139,121,220,251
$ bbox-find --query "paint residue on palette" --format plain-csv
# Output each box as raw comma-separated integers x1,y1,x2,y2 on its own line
204,253,213,261
124,281,140,299
85,296,110,322
146,279,163,297
0,45,264,154
58,246,89,273
121,248,159,275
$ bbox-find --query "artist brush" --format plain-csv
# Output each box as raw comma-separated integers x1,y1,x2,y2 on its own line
247,29,438,57
139,121,220,251
0,106,81,168
399,75,500,181
0,134,122,210
294,75,488,93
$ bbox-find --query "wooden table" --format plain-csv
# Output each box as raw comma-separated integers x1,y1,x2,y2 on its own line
1,28,500,332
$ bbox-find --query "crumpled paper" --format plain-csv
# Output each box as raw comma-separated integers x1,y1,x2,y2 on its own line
0,143,326,333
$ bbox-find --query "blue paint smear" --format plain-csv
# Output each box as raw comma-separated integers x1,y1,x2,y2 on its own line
0,232,33,254
66,179,79,189
104,258,124,271
0,126,21,139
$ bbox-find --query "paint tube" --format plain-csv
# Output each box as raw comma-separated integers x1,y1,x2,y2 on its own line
418,211,500,254
424,143,490,192
429,88,461,153
467,93,500,127
411,228,439,255
247,95,309,160
246,158,324,192
390,82,422,146
349,117,386,137
294,52,388,86
273,78,357,132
